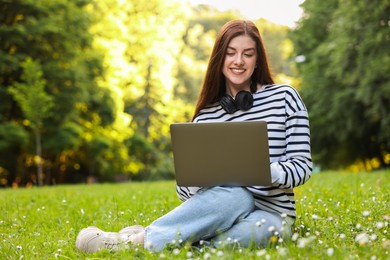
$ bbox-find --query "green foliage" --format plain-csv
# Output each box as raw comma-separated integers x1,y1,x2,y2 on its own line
0,0,119,185
8,57,53,129
291,0,390,169
256,19,294,77
44,122,83,153
0,171,389,258
0,122,28,152
88,0,192,181
0,122,28,187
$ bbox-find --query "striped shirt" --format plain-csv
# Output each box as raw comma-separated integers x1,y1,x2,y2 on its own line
176,84,313,220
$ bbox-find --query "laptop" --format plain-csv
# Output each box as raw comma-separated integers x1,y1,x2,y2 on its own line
170,121,271,187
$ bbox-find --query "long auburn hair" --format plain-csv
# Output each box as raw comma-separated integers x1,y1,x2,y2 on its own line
192,19,274,121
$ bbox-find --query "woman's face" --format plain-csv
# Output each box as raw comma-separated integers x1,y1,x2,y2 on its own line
222,35,257,96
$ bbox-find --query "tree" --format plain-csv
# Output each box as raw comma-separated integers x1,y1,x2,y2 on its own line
0,0,115,185
8,58,53,186
90,0,191,180
291,0,390,169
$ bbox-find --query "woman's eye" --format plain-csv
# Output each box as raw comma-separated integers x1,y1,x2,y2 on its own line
244,53,254,57
226,52,235,56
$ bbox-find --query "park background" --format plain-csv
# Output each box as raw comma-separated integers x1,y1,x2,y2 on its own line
0,0,389,188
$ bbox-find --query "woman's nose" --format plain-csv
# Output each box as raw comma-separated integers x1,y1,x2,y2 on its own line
234,54,244,66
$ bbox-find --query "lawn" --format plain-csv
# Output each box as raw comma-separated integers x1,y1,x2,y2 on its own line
1,171,389,259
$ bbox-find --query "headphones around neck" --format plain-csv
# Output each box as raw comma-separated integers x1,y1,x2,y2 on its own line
220,90,254,114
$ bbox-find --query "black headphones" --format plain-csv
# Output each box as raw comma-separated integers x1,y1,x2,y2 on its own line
220,91,254,114
219,81,258,114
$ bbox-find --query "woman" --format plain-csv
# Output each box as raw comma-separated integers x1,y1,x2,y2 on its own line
76,19,312,253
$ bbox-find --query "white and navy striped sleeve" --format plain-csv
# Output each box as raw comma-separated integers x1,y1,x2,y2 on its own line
270,86,312,188
175,185,202,202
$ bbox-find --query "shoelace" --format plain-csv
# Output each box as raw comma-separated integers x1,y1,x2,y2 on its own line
99,232,126,249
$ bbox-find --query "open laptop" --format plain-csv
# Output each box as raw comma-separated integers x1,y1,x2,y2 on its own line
170,121,271,187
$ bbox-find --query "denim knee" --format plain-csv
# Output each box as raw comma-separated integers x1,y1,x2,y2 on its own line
205,186,255,215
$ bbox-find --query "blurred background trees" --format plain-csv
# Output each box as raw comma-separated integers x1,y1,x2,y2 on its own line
290,0,390,170
0,0,388,187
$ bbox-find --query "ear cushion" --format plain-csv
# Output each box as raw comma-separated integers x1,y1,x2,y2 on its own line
235,91,253,111
220,95,238,114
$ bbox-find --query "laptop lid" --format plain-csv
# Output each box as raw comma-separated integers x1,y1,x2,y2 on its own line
170,121,271,187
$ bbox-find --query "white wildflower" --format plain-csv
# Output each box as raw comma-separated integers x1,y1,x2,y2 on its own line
297,236,316,248
376,222,384,229
327,247,334,256
355,233,370,245
268,226,275,232
363,211,370,217
277,247,288,256
173,248,180,255
312,214,320,220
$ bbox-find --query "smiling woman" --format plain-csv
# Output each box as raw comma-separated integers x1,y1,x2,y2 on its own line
75,19,312,254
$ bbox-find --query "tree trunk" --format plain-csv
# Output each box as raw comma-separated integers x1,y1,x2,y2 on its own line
35,128,43,186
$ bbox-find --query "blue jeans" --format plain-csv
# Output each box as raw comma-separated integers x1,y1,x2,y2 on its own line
144,186,292,252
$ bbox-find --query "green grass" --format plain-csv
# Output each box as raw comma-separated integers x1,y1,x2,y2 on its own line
1,171,389,259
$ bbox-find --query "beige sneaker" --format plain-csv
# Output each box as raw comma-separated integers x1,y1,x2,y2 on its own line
119,225,144,236
75,226,132,253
